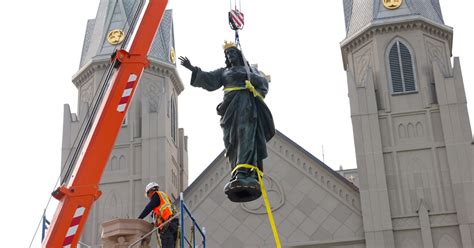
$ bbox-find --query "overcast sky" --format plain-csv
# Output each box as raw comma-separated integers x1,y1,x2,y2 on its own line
0,1,472,247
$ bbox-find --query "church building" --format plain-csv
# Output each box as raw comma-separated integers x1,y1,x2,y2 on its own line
62,0,474,247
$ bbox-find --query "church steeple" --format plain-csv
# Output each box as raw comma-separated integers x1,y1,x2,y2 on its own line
79,0,175,68
343,0,444,37
341,0,474,247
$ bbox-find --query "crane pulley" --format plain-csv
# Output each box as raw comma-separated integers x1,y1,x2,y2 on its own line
228,0,244,30
228,0,245,48
228,9,244,31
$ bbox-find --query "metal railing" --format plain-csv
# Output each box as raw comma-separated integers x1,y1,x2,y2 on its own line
180,192,206,248
128,213,181,248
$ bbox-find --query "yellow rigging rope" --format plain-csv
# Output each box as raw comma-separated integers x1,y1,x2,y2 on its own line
231,164,282,248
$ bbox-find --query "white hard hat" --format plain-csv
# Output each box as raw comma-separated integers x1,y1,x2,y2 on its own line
145,182,159,193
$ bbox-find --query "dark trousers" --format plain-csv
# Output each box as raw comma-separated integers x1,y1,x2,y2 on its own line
159,218,179,248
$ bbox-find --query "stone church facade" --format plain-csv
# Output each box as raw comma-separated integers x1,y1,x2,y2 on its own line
64,0,473,247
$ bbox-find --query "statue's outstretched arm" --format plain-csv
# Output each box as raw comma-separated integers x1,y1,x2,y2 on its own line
179,56,223,91
179,56,197,73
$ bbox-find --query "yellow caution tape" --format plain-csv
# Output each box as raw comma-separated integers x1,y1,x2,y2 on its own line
223,80,264,99
232,164,281,248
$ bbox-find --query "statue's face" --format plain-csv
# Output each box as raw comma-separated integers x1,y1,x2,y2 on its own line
225,48,242,66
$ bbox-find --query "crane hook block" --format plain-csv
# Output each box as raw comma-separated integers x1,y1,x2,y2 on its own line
229,9,244,30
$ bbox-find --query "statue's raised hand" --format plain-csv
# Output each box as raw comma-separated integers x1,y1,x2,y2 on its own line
179,56,197,72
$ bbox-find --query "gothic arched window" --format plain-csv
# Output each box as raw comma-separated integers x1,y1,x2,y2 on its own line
387,39,417,94
171,95,177,142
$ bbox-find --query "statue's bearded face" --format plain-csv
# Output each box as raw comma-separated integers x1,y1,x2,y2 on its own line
225,48,242,66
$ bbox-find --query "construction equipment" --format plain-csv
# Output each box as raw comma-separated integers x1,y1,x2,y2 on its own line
42,0,168,246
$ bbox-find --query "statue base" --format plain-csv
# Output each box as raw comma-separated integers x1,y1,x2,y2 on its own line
224,176,261,202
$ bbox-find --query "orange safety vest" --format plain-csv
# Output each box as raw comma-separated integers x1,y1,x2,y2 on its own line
151,191,174,228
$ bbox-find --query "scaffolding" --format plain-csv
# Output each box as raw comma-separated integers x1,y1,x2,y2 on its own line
180,192,206,248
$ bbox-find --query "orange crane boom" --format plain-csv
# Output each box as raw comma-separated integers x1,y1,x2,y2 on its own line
42,0,168,247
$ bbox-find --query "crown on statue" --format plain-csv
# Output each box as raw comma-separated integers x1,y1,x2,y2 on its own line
223,41,238,51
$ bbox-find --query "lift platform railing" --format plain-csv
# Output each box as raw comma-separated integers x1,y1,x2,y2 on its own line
180,192,206,248
128,213,181,248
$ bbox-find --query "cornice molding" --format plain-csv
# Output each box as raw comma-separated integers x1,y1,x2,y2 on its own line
340,19,453,70
72,58,109,87
72,56,184,94
148,58,184,94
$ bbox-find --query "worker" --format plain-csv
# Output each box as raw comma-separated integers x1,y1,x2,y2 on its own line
138,182,178,248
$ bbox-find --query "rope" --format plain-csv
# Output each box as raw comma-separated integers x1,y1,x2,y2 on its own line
229,0,241,12
128,214,180,248
231,164,282,248
191,224,195,247
175,227,181,248
223,80,264,99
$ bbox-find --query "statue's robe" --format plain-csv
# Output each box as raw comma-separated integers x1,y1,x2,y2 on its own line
190,65,275,171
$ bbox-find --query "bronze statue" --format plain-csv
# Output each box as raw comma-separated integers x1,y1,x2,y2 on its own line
179,41,275,202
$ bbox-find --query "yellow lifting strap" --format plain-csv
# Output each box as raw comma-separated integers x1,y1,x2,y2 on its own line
232,164,281,248
223,80,264,99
